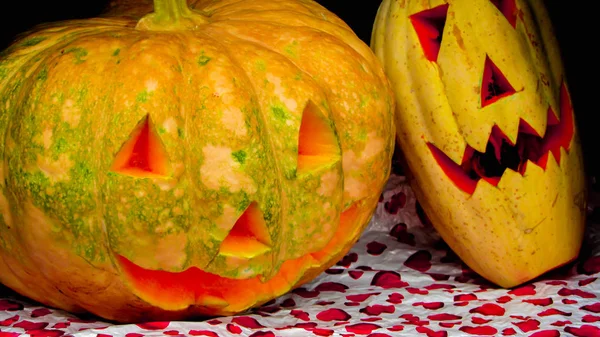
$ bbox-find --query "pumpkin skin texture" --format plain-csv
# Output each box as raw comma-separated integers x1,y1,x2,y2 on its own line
0,0,395,322
371,0,586,288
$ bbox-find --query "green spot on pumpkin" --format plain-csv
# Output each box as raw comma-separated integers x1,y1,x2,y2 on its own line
70,218,86,240
294,72,302,81
24,171,51,203
284,40,299,57
177,127,184,139
72,161,95,185
232,150,246,164
359,95,369,108
218,186,229,196
64,47,88,64
71,86,88,105
51,223,61,233
371,90,381,100
113,48,121,56
36,68,48,81
84,244,97,261
255,60,266,71
51,138,69,159
19,36,46,47
271,106,287,120
198,51,211,66
237,191,250,212
285,168,296,180
263,196,275,222
136,90,150,103
172,64,183,73
0,230,8,249
357,129,368,141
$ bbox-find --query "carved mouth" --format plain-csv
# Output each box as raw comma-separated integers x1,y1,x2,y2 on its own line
114,202,278,311
427,81,574,194
409,2,576,195
114,204,362,312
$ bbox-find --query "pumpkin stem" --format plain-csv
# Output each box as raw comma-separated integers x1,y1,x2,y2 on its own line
136,0,208,31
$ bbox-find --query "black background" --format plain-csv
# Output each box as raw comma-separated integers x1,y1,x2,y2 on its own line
0,1,595,178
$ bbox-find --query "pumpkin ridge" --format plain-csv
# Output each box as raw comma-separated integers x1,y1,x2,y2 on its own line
87,34,142,276
206,18,377,82
193,0,246,12
196,31,284,267
195,0,349,29
104,32,210,272
210,29,343,174
202,26,328,100
44,32,128,267
170,31,206,272
206,31,319,266
203,28,284,182
208,9,351,33
205,20,394,206
174,30,286,277
518,2,561,112
95,32,160,266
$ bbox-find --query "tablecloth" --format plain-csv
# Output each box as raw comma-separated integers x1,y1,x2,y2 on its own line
1,173,599,337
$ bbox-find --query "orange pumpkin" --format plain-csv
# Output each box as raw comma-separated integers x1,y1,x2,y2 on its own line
0,0,395,322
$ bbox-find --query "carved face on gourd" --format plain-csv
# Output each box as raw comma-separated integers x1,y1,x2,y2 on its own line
0,0,395,323
371,0,586,287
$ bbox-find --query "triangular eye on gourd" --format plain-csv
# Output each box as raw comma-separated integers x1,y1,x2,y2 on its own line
218,202,272,259
481,55,516,107
110,114,170,178
410,4,449,62
490,0,517,28
296,101,340,174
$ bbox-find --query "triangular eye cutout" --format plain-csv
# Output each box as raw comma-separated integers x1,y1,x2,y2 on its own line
481,55,516,107
297,101,340,175
410,4,449,62
110,114,170,178
490,0,517,28
219,202,272,259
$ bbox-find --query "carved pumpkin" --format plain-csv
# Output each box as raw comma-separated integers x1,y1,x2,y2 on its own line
0,0,395,322
371,0,586,287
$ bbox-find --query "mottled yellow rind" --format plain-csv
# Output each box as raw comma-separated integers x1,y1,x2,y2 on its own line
371,0,585,287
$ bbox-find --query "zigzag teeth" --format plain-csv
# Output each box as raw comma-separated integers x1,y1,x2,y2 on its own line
428,93,573,195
